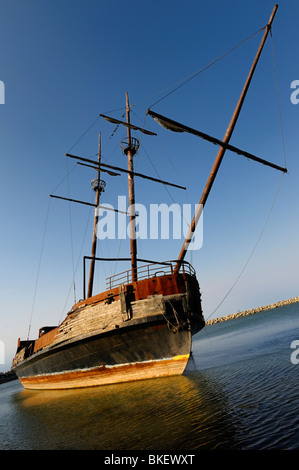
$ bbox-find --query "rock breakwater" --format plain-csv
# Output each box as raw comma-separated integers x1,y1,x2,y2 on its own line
0,371,17,385
205,296,299,326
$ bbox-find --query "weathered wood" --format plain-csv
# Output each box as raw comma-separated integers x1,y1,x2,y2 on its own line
52,300,123,346
38,292,186,350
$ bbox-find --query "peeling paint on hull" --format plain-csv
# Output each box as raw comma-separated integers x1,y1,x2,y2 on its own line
14,320,193,390
19,354,190,390
12,272,205,390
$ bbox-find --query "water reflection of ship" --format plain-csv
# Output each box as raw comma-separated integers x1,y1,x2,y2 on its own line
15,373,236,449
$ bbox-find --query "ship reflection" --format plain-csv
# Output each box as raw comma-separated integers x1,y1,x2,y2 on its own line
13,368,239,450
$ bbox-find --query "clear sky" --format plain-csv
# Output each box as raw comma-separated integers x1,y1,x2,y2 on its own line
1,0,298,371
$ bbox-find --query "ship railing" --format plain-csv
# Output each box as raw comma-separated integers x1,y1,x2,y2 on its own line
105,260,196,290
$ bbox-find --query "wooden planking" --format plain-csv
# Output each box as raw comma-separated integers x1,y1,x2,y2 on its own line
32,292,186,353
52,300,124,346
130,294,164,316
28,273,190,354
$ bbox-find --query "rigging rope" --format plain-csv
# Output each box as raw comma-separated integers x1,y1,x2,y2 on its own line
50,162,77,194
130,109,189,199
27,198,51,340
28,24,286,329
140,142,191,229
67,116,100,153
270,28,287,168
205,172,285,321
58,200,93,323
205,28,287,321
134,26,266,110
66,157,77,304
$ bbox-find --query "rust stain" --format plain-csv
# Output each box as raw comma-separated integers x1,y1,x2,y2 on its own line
15,273,195,370
73,273,188,310
33,327,59,353
151,324,164,331
19,355,189,390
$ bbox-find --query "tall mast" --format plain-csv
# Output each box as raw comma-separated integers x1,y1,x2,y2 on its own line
123,92,138,282
87,132,105,297
174,4,279,273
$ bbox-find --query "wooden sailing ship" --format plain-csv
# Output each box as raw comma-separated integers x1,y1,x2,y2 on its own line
12,4,286,390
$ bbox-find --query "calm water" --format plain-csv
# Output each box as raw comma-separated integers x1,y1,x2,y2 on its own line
1,303,299,450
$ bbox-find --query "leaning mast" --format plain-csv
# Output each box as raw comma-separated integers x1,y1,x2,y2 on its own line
174,4,280,272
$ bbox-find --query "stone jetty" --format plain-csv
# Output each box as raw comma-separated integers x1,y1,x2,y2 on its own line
205,296,299,326
0,370,17,384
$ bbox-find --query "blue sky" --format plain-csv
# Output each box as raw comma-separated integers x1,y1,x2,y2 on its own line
1,0,298,370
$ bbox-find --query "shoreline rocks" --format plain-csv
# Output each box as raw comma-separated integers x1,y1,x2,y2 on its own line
205,296,299,326
0,370,17,385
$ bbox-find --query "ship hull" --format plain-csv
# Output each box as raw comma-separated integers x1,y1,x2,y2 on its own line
14,316,192,390
12,268,205,390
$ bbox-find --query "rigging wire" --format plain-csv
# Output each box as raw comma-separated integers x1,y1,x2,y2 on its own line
130,108,189,203
58,202,93,323
132,26,266,110
130,108,147,171
128,110,196,270
140,142,191,229
205,172,285,321
130,108,194,266
205,28,287,321
26,116,102,336
61,116,104,305
27,198,52,341
270,28,287,168
112,215,127,276
67,116,100,154
50,162,77,195
66,157,77,304
57,112,127,295
27,24,286,328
